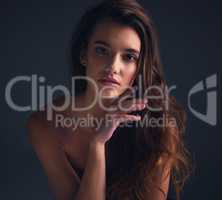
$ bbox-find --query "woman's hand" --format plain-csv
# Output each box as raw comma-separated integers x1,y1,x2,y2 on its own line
91,88,147,145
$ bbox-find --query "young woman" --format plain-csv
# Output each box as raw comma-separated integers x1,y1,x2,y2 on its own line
27,0,191,199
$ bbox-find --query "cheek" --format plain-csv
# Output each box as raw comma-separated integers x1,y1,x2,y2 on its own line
87,52,107,72
86,57,102,76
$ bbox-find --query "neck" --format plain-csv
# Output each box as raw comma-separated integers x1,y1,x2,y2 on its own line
76,89,115,118
68,93,105,133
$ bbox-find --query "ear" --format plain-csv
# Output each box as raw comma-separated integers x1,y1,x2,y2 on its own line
80,45,88,66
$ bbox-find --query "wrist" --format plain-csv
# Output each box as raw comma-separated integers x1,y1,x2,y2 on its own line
90,139,105,151
90,137,105,148
89,139,105,158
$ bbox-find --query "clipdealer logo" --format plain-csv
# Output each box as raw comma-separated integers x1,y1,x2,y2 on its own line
4,74,218,126
188,74,217,126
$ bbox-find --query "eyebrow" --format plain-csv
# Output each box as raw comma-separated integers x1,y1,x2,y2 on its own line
94,40,140,55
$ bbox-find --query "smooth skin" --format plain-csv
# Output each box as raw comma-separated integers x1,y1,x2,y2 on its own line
27,20,171,200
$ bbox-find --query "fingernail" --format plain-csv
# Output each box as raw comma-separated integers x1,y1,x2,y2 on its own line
138,104,145,109
135,115,141,120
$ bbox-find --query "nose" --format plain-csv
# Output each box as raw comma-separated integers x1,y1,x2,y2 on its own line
103,54,121,74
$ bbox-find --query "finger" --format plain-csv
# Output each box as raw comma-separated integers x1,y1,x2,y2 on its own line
110,102,145,114
125,103,146,113
112,113,141,124
115,98,148,113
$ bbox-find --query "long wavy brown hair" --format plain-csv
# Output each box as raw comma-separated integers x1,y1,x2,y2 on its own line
68,0,192,199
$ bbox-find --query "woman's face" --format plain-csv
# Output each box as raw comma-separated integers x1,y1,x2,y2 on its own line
82,20,141,98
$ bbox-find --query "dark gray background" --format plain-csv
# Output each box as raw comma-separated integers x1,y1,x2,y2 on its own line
1,0,221,199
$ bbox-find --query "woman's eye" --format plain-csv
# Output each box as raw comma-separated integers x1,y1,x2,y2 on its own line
95,46,108,56
123,54,138,62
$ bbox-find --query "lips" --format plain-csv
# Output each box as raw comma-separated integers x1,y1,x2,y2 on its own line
98,76,120,85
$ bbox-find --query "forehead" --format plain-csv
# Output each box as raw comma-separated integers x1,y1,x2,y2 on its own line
88,20,141,52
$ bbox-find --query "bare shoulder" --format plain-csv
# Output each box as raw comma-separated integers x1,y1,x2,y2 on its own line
26,95,70,143
26,97,81,200
27,110,48,130
27,110,55,144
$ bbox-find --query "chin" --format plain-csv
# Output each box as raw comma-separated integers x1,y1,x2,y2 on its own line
99,88,120,99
